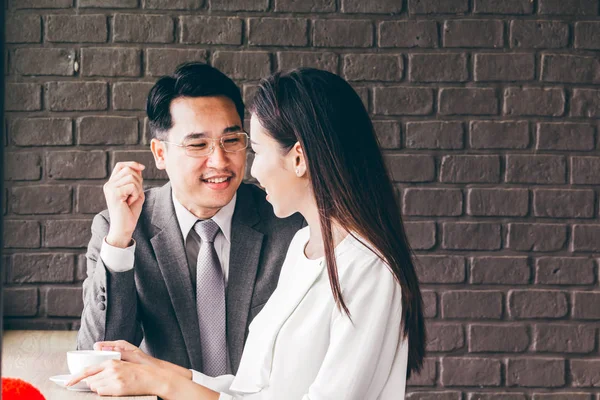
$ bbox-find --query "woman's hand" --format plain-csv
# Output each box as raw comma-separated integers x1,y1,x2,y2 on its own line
93,340,154,366
66,360,168,397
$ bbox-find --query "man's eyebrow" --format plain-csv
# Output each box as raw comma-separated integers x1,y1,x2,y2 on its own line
182,126,243,140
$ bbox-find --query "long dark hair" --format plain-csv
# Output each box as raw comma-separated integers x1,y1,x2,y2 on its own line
250,68,425,378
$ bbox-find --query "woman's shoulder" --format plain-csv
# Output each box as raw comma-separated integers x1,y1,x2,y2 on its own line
337,234,398,287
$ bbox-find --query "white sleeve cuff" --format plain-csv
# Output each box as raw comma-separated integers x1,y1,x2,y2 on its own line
100,237,136,272
190,370,236,397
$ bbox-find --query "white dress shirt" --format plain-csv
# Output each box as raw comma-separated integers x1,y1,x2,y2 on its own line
191,227,409,400
100,192,237,285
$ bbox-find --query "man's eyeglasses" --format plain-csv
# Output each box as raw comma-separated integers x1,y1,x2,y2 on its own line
162,132,249,158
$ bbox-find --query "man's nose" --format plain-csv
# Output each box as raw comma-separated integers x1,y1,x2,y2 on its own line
206,143,229,167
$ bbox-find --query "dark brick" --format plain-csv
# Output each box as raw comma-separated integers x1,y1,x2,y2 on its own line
406,121,463,149
439,88,499,115
415,255,465,283
409,0,468,14
341,0,402,12
443,20,504,48
112,151,168,180
534,324,595,353
470,256,531,285
575,22,600,49
180,16,242,45
504,87,565,116
372,120,401,149
440,155,500,183
46,82,107,111
78,116,138,145
273,0,335,12
11,118,72,147
442,358,502,387
442,222,501,250
509,290,568,319
538,0,598,15
573,291,600,319
81,48,141,77
505,155,566,184
12,0,72,8
5,152,42,181
3,319,71,330
469,324,530,352
13,48,75,76
507,358,565,387
534,189,595,219
470,120,530,149
374,87,434,115
510,21,569,48
571,156,600,184
571,360,600,387
507,223,567,252
426,323,464,352
385,154,435,182
532,394,592,400
343,54,402,81
145,0,203,9
536,122,595,151
44,220,92,248
468,188,529,216
46,15,107,43
407,392,462,400
5,14,41,43
4,288,38,317
45,287,83,317
473,0,533,14
10,185,72,215
571,89,600,118
313,19,373,47
409,53,468,82
407,357,437,386
47,151,107,180
277,52,338,74
79,0,137,6
474,53,535,81
5,83,41,111
250,18,309,46
422,291,437,318
403,188,462,216
3,220,41,248
404,221,436,250
76,254,88,282
76,185,106,214
542,54,600,83
113,14,174,43
209,0,268,11
112,82,154,111
12,253,75,283
212,51,271,80
469,393,527,400
146,49,208,77
572,225,600,252
442,290,503,319
378,21,438,48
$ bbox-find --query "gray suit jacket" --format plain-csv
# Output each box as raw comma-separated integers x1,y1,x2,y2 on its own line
77,182,304,374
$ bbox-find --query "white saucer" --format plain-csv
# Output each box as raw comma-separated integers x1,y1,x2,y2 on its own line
49,374,91,392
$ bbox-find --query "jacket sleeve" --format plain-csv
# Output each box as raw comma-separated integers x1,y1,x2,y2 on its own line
77,212,143,350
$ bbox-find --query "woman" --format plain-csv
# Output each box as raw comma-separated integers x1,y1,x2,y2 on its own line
68,68,426,399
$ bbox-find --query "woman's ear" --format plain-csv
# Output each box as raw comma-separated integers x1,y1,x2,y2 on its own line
150,138,167,170
292,142,306,177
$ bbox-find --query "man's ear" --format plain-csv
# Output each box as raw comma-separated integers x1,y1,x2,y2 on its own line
291,142,306,177
150,138,167,170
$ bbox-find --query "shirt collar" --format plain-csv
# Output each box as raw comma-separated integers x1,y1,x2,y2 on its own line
171,190,237,244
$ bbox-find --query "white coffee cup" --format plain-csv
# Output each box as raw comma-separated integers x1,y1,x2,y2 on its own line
67,350,121,375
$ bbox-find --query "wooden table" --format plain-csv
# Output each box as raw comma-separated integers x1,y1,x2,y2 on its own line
2,330,157,399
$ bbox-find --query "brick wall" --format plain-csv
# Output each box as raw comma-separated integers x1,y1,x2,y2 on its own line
3,0,600,397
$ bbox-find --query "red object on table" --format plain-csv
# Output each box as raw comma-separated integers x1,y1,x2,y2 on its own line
2,377,46,400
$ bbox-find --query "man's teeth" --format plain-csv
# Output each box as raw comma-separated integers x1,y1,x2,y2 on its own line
205,177,229,183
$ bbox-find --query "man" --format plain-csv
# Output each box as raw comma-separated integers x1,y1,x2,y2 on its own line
77,62,304,376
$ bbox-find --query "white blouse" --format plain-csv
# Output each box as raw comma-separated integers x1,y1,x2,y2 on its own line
191,227,409,399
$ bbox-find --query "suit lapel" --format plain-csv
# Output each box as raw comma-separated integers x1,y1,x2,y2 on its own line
149,183,203,370
227,184,264,373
